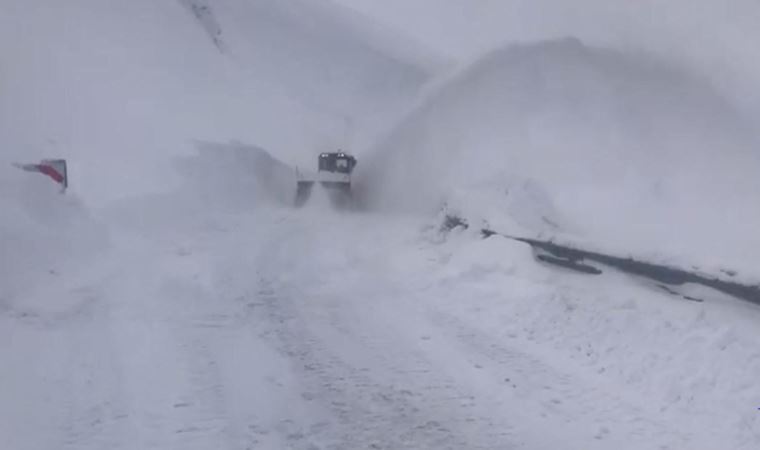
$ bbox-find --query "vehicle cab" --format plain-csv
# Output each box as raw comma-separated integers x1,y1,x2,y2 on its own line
318,152,357,174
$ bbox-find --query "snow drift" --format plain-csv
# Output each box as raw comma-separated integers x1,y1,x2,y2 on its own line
428,225,760,449
103,141,295,234
359,38,760,270
0,168,107,304
174,141,296,210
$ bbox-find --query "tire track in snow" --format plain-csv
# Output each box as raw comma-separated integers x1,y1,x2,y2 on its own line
428,309,694,449
1,279,132,450
57,299,131,450
102,240,269,450
244,212,530,448
252,271,520,450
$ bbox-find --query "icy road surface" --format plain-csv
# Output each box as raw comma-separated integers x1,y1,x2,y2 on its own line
2,207,759,450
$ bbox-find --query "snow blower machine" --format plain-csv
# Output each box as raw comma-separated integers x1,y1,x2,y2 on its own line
295,152,357,208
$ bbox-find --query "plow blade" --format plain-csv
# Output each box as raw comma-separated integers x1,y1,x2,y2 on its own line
294,181,352,208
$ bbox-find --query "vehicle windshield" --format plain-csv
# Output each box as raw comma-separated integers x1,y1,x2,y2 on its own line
335,158,349,172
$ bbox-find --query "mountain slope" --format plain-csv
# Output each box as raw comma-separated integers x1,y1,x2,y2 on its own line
0,0,439,205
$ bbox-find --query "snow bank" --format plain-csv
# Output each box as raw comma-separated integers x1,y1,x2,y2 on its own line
103,142,295,233
0,169,107,303
359,38,760,272
439,173,573,239
175,141,296,210
427,227,760,448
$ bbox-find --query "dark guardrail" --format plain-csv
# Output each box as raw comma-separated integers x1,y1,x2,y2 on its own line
446,215,760,306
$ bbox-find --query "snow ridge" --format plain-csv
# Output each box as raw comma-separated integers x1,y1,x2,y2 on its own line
179,0,225,52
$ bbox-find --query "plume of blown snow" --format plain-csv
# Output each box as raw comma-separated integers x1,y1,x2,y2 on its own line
340,0,760,119
357,38,760,270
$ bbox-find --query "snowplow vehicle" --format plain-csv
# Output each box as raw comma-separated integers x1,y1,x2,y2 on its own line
295,152,357,207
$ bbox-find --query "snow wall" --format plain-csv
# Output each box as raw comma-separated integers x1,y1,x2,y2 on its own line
102,141,296,233
0,169,107,302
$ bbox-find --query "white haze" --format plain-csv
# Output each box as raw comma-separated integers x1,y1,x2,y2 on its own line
340,0,760,118
2,2,760,449
0,0,436,206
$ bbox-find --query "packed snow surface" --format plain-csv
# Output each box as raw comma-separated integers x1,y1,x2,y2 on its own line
3,189,760,449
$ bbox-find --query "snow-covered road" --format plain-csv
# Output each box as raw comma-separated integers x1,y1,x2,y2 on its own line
4,0,760,448
3,206,760,449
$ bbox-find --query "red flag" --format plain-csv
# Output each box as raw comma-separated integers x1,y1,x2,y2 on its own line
13,159,68,189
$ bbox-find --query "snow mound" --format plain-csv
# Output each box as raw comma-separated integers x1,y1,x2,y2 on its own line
359,38,760,269
103,142,295,232
441,173,572,239
175,140,296,209
431,228,760,449
0,170,107,302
